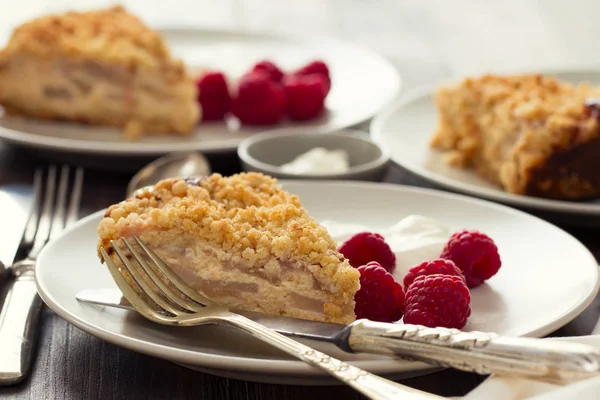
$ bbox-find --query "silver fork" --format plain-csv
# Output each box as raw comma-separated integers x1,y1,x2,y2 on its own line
0,165,84,386
101,236,442,400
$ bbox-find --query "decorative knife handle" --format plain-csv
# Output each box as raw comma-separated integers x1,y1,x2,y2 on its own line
219,313,443,400
345,319,600,384
0,270,43,386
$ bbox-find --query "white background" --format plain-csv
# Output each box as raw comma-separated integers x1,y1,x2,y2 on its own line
2,0,598,91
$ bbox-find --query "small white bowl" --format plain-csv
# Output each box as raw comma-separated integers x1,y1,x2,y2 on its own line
237,129,390,181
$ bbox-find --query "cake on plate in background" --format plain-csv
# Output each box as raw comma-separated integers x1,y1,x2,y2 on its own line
431,74,600,200
0,6,201,139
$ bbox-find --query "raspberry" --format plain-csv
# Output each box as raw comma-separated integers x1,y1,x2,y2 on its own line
403,259,465,290
293,60,331,94
338,232,396,272
403,274,471,329
283,74,327,121
355,262,404,323
231,71,287,125
251,60,284,83
440,230,502,288
196,71,231,121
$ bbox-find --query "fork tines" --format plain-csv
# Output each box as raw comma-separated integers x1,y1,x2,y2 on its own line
101,236,213,324
23,165,84,258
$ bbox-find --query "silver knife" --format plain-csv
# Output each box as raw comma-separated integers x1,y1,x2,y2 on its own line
77,288,600,384
0,183,36,386
0,184,35,282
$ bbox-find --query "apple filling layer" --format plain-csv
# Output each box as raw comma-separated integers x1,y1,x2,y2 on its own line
111,232,354,323
0,54,199,137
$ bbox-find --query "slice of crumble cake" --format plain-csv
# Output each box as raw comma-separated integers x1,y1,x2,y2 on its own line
431,74,600,200
97,173,360,324
0,6,201,138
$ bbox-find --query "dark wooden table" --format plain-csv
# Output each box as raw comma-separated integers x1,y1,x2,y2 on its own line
0,140,599,400
2,1,600,398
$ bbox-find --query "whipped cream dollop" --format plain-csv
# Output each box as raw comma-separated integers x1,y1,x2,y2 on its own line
280,147,350,175
321,215,451,283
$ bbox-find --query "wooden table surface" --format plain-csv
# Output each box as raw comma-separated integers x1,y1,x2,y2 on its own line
2,1,600,398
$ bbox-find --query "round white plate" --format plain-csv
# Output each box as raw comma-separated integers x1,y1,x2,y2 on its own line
36,181,599,385
0,28,401,156
371,69,600,219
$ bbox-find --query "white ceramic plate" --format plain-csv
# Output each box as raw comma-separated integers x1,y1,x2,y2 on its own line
36,181,599,385
0,28,401,156
370,69,600,219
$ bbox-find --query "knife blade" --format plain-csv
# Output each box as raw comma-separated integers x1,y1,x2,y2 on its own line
0,184,34,279
75,288,346,341
76,287,600,384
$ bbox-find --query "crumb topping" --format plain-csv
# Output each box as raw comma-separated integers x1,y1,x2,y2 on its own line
430,74,600,195
97,173,359,297
0,6,180,71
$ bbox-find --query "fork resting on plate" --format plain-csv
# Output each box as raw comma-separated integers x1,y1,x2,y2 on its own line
99,236,600,397
102,236,442,400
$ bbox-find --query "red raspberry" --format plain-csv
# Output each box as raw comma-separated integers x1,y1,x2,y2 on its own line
440,230,502,288
231,71,287,125
283,74,328,121
403,259,465,290
293,60,331,94
251,60,284,83
196,71,231,121
403,274,471,329
355,262,404,323
338,232,396,272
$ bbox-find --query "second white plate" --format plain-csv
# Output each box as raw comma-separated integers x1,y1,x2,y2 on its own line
371,69,600,219
36,181,599,385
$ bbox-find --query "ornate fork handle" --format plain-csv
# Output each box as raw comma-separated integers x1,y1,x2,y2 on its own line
179,312,442,400
343,320,600,384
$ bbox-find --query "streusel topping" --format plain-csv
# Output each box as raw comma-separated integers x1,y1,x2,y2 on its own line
98,173,359,295
0,6,178,70
433,74,600,152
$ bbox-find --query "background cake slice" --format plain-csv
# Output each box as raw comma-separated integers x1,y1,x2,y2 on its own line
0,6,201,138
431,74,600,200
97,173,360,324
